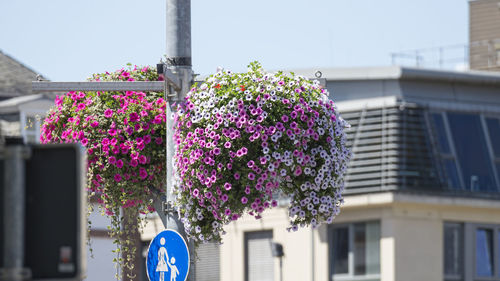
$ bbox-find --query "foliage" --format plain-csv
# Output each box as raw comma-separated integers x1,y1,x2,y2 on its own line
173,62,351,243
40,64,166,279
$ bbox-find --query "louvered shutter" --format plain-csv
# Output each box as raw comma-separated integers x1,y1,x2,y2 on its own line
194,242,220,281
246,231,274,281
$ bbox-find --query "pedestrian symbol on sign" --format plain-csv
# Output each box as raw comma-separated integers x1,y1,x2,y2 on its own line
147,230,189,281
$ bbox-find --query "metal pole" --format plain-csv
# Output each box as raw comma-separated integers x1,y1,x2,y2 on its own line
165,0,195,279
2,145,29,281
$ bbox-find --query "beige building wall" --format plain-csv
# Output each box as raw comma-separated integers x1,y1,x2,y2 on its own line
469,0,500,71
220,192,500,281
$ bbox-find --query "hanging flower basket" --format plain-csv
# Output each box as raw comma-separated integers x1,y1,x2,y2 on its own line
40,65,166,278
173,62,351,243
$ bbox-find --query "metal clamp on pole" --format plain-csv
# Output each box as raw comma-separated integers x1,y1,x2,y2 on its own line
164,201,176,215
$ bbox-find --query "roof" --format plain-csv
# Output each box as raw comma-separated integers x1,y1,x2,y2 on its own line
0,50,46,99
0,93,55,115
289,65,500,85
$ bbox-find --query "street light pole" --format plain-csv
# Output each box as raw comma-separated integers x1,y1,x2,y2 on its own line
163,0,195,280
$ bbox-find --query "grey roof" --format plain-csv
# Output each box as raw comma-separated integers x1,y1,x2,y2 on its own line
0,50,46,99
289,65,500,85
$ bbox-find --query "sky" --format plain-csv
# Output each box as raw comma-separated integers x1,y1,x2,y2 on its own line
0,0,468,82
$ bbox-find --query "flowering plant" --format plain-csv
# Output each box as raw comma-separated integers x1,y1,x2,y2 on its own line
174,62,351,243
40,64,166,278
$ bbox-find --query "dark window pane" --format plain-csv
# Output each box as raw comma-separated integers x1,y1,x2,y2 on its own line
431,113,451,154
447,113,497,192
332,227,349,274
354,223,366,275
476,228,494,277
486,118,500,158
444,159,461,189
444,223,462,276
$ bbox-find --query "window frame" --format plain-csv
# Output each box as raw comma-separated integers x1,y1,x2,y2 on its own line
470,224,500,281
482,115,500,188
244,230,274,281
329,221,381,281
447,222,500,281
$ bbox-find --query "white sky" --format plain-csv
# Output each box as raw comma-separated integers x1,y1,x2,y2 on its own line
0,0,468,81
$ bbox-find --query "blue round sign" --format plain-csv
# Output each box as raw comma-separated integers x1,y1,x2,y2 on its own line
146,229,190,281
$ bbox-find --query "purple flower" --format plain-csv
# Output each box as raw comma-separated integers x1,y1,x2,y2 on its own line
294,166,302,176
129,112,140,122
224,182,232,190
281,115,289,122
221,194,228,202
192,189,199,197
114,174,122,182
225,209,232,216
234,173,240,180
248,173,255,180
224,141,231,148
108,156,116,164
241,197,248,204
129,159,138,167
116,159,124,168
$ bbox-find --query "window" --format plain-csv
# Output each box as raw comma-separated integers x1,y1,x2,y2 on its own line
330,221,380,281
430,112,500,192
245,231,274,281
430,113,462,190
444,223,500,281
195,242,220,281
444,223,463,281
21,112,45,144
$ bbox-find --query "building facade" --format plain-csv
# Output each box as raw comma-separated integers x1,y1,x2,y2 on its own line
142,66,500,281
469,0,500,71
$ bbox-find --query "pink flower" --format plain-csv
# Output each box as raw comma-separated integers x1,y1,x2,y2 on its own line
138,155,147,164
129,159,138,167
139,168,148,180
116,159,124,168
104,109,113,118
114,174,122,182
